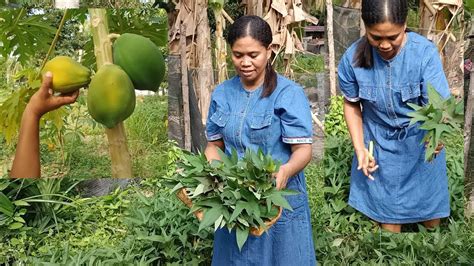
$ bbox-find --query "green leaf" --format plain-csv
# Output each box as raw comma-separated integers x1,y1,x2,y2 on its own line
8,222,24,230
199,206,223,232
0,192,14,217
191,184,205,198
214,214,224,231
332,238,344,247
407,102,423,111
427,84,444,108
13,200,30,207
268,193,293,211
229,201,246,222
13,216,25,223
236,227,249,251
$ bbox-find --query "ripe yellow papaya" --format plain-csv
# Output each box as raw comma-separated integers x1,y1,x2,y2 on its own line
112,33,165,92
87,64,136,128
41,56,91,93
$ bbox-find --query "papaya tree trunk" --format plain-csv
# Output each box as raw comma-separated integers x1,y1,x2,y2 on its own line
89,8,133,178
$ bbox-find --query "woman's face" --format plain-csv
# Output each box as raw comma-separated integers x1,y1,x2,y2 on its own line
366,22,406,60
231,36,272,89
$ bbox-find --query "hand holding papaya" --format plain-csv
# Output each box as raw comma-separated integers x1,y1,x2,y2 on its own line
27,71,79,118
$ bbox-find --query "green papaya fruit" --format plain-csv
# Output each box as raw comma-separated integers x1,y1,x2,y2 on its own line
87,64,136,128
41,56,91,93
112,33,165,92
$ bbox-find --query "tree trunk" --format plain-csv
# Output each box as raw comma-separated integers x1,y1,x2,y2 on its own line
466,67,474,217
465,19,474,217
89,8,133,178
168,0,213,150
214,9,228,84
326,0,336,96
191,0,214,125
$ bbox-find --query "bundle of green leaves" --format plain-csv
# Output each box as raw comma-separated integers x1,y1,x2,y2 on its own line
407,85,464,161
168,148,298,250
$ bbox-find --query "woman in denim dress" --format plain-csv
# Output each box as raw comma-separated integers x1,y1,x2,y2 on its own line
204,16,316,265
338,0,450,233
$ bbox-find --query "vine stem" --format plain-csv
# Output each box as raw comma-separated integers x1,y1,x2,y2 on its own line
37,9,69,79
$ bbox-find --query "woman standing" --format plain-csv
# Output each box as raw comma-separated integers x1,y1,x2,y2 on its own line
338,0,450,232
204,16,316,265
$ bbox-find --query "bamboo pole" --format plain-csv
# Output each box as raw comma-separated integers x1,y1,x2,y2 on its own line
180,23,192,151
89,8,133,178
326,0,337,96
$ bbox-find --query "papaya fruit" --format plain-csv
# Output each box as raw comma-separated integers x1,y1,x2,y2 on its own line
112,33,165,92
87,64,136,128
41,56,91,93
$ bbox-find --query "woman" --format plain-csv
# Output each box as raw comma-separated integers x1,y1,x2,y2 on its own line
10,71,79,178
338,0,450,233
204,16,316,265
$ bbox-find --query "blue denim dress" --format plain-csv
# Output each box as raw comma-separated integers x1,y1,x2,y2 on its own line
206,75,316,265
337,32,451,223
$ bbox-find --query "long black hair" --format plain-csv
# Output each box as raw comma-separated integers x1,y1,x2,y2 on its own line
226,15,277,98
354,0,408,68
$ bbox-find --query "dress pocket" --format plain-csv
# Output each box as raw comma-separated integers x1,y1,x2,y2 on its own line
358,85,377,101
249,112,272,143
209,109,229,127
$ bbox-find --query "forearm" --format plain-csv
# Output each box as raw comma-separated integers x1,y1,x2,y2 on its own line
204,140,225,162
281,143,312,177
343,99,365,151
10,106,41,178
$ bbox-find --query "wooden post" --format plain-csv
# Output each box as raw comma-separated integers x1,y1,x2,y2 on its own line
326,0,337,96
214,9,228,84
180,24,192,151
89,8,133,178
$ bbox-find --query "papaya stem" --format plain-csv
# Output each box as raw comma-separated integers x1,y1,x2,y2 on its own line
38,9,69,79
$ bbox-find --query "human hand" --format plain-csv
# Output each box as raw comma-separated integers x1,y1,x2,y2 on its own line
433,142,444,156
26,71,79,118
273,164,290,190
355,148,378,180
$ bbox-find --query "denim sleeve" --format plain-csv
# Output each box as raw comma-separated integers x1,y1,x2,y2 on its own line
277,86,313,144
337,51,360,102
205,92,224,141
421,45,451,104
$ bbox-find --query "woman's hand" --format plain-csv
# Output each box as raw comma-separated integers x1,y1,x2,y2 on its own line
272,143,312,190
355,148,379,180
273,164,291,190
10,72,79,178
26,71,79,118
433,142,444,155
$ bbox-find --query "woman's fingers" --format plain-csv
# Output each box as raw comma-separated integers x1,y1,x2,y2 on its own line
433,142,444,155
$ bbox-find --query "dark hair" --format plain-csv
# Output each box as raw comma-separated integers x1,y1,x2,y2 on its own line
354,0,408,68
226,15,277,97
